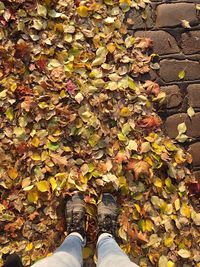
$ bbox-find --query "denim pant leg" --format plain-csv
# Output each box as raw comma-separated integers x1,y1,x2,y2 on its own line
32,233,85,267
97,233,139,267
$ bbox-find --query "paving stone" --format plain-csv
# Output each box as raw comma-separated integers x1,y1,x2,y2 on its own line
194,171,200,179
165,113,187,138
152,0,199,2
187,84,200,108
194,171,200,181
189,142,200,167
165,113,200,138
161,85,182,108
135,30,180,55
181,31,200,55
126,5,153,30
156,3,198,28
159,59,200,83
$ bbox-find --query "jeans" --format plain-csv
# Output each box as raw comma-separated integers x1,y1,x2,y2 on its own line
32,233,139,267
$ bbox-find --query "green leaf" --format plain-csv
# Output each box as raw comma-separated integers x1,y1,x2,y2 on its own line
47,141,59,151
6,107,14,121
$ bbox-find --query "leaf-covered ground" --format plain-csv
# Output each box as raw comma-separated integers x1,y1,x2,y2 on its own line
0,1,200,266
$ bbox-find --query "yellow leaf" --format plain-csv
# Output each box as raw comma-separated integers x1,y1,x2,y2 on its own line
174,198,180,211
175,149,186,164
83,247,93,259
187,106,195,119
6,107,14,121
31,136,40,147
134,204,141,213
77,6,89,17
31,153,41,161
178,70,185,80
50,177,57,191
145,219,154,232
167,260,175,267
120,0,131,5
180,203,191,218
164,237,174,248
27,189,39,203
154,177,162,188
120,107,131,117
8,168,18,180
41,151,48,161
107,43,116,53
25,243,33,251
36,180,50,192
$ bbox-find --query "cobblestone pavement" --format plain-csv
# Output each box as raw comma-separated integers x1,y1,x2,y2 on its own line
126,0,200,180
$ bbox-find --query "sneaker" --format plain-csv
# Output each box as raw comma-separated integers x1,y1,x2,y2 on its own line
97,193,118,238
65,192,86,239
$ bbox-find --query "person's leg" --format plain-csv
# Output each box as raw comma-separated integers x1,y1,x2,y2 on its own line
32,232,85,267
97,233,139,267
96,193,139,267
32,192,86,267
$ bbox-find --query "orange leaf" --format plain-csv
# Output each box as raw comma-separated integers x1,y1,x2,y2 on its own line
127,160,150,179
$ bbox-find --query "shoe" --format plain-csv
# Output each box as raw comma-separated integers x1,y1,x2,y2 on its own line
3,253,23,267
97,193,118,238
65,192,86,239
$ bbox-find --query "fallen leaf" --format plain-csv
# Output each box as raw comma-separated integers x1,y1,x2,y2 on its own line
36,181,50,192
177,249,191,258
178,70,185,80
187,107,195,118
128,160,150,179
8,168,18,180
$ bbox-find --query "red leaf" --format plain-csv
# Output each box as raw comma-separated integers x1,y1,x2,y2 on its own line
14,42,31,61
4,217,24,233
144,80,160,96
36,58,47,72
16,85,33,98
138,116,161,129
16,142,28,155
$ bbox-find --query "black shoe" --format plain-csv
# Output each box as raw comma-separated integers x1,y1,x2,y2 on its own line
65,192,86,239
3,253,23,267
97,193,118,238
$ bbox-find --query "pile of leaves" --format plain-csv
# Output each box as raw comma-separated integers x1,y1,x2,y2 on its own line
0,0,200,266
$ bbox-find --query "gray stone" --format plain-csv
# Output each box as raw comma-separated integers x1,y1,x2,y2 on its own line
159,59,200,83
181,31,200,55
126,5,153,30
161,85,182,108
165,113,187,138
189,142,200,167
165,113,200,138
152,0,199,2
194,171,200,181
135,30,180,55
187,84,200,108
156,3,198,28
